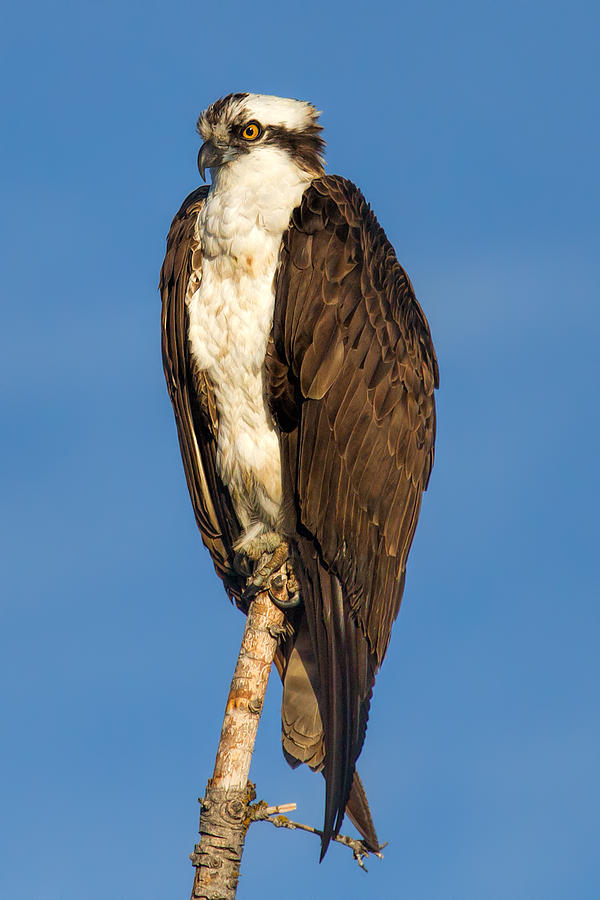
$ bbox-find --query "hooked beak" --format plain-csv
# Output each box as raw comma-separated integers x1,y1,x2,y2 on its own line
198,141,225,182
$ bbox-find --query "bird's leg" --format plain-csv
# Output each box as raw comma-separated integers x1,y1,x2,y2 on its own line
243,539,302,610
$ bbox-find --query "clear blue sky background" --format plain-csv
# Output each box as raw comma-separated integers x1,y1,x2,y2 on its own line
2,1,598,898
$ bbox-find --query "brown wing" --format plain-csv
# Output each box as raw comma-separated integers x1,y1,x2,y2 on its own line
267,174,438,851
160,187,245,603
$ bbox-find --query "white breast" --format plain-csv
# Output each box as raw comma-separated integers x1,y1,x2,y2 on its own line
187,146,312,530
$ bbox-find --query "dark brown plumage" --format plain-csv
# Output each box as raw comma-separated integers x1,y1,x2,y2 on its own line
160,174,438,858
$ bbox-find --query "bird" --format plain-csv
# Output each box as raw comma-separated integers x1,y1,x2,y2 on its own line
159,92,438,859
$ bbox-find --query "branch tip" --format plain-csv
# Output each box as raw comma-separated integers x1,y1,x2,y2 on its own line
251,801,385,871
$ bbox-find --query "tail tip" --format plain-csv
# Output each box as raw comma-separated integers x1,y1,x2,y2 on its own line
319,830,332,862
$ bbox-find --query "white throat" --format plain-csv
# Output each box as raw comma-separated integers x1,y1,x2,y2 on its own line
205,145,312,258
187,147,312,531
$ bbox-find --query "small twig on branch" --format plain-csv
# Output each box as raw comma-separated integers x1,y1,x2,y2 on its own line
250,802,386,872
263,802,297,816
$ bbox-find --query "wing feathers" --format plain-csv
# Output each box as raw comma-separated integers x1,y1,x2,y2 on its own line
269,175,437,852
160,187,244,603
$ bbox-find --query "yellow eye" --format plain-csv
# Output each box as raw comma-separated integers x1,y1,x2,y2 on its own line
242,121,262,141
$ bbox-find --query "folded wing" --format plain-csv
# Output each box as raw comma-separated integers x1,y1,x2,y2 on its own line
268,175,438,855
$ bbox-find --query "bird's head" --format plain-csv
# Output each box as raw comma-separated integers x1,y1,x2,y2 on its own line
196,93,325,183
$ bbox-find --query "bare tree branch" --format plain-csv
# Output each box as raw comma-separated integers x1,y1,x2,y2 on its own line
189,565,287,899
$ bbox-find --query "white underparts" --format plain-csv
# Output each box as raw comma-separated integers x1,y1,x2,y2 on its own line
187,146,312,533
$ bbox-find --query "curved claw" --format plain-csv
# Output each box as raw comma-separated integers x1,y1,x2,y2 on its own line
269,588,302,610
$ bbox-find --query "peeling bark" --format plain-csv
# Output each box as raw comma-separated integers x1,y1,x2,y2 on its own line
190,574,286,900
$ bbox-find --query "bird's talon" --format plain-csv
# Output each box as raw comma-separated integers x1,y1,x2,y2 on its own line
267,623,287,640
271,573,286,590
269,588,302,610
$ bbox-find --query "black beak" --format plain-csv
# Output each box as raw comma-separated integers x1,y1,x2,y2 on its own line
198,141,223,182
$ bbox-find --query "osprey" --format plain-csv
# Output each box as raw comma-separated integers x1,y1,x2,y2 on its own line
160,93,438,858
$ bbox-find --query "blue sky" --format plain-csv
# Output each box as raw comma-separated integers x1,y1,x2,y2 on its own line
1,1,599,898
